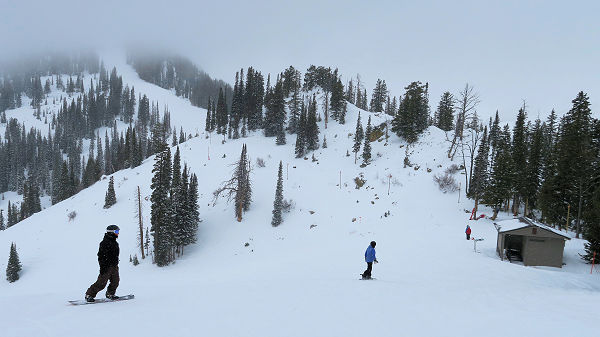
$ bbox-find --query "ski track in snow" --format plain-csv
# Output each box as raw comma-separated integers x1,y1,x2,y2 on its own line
0,53,598,337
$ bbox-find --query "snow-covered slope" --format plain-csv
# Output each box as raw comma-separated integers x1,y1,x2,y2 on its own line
0,55,598,337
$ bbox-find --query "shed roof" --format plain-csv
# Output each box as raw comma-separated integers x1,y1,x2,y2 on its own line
494,217,571,240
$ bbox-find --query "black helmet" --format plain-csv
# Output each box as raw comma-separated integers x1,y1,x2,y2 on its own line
370,241,376,247
106,224,120,233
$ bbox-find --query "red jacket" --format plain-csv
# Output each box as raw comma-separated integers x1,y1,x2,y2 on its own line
465,227,471,235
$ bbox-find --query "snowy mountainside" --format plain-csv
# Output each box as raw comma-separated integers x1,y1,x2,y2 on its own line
0,55,598,337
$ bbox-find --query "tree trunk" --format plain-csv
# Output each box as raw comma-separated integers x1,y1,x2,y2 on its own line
576,182,583,238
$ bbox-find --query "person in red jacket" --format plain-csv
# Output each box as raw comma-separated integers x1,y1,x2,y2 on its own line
465,225,471,240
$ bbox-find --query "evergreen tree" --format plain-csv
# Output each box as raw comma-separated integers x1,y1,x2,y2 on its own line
172,160,187,254
234,144,252,221
295,103,307,158
486,125,514,209
305,95,320,151
186,173,200,246
362,116,373,166
511,107,529,214
582,119,600,261
271,161,284,227
345,78,355,104
215,88,228,136
523,119,544,214
391,82,429,143
104,176,117,208
0,210,4,230
353,112,363,164
468,127,489,210
265,79,286,141
150,146,172,267
287,75,301,134
330,77,346,123
370,79,387,112
550,92,593,235
435,92,454,131
6,242,22,283
489,111,501,161
205,97,212,132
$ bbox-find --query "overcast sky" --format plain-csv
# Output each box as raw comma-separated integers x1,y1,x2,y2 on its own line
2,0,598,125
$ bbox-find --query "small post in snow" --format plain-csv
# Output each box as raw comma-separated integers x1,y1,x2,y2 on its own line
591,251,596,275
208,145,210,160
339,171,342,189
388,174,392,195
287,163,289,181
473,238,484,253
458,182,461,204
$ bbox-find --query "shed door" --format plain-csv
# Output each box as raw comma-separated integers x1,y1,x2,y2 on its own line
525,238,553,266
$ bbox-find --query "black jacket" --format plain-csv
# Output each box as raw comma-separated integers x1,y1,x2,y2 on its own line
97,233,119,271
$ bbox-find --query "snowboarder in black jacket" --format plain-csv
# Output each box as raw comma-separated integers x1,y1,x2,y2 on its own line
85,225,120,302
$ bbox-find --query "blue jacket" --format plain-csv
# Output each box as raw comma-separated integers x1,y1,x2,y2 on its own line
365,246,376,263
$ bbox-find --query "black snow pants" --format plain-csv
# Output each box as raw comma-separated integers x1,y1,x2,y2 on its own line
86,266,119,297
362,262,373,279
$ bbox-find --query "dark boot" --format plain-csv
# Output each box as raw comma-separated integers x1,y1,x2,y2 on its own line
85,294,95,303
106,294,120,300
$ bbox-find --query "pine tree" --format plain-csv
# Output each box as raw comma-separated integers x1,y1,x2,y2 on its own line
6,242,22,283
287,76,301,134
305,95,320,151
391,82,429,143
511,107,529,214
435,92,454,131
215,88,228,136
205,97,212,132
265,79,286,141
151,146,172,266
271,161,284,227
582,119,600,260
550,92,593,235
215,145,252,221
0,210,4,230
489,111,501,161
104,176,117,208
523,119,544,215
295,102,307,158
362,116,373,166
370,79,387,112
353,112,364,164
486,125,513,209
468,127,489,212
186,173,200,246
330,77,346,123
172,161,187,255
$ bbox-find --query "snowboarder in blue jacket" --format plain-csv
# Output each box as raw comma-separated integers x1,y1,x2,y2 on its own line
362,241,378,279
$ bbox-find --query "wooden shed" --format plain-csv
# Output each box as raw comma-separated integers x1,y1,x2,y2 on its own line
495,217,570,268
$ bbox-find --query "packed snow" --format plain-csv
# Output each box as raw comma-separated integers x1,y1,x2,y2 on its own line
0,54,598,337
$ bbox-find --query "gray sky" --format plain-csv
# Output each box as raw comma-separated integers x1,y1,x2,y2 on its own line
2,0,598,125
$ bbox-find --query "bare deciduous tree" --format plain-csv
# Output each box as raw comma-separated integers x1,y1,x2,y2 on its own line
448,84,480,160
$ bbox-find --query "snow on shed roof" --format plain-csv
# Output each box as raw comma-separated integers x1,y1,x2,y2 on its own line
494,217,570,239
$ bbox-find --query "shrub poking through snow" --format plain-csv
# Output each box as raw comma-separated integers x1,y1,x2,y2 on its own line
434,173,459,193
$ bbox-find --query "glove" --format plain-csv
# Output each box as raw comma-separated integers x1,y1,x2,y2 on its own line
374,259,379,264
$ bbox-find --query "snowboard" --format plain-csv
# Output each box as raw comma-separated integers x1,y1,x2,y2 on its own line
359,274,377,280
68,294,134,305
